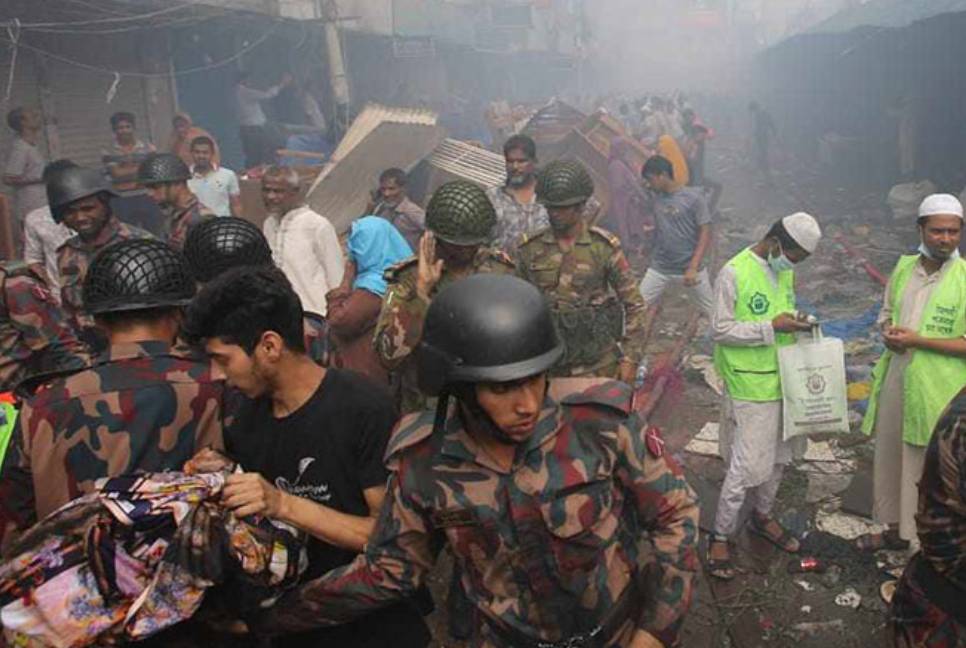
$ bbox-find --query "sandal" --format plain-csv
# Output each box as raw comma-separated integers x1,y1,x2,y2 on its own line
855,529,909,552
705,534,736,581
748,513,800,553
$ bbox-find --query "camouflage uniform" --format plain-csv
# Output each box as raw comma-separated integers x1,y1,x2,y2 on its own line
259,380,700,647
516,223,647,378
0,341,225,527
164,196,214,251
57,216,152,320
374,249,515,413
891,389,966,647
0,263,89,393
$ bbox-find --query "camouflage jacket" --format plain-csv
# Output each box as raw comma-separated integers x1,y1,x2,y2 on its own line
374,248,515,413
0,340,226,526
259,380,699,647
57,216,153,320
516,224,647,377
917,388,966,590
164,195,215,251
0,263,89,393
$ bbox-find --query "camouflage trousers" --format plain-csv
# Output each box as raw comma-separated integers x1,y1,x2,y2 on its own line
891,555,965,648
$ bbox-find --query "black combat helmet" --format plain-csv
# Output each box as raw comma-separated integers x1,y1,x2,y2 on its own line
184,217,274,283
137,153,191,185
46,166,115,224
83,239,195,314
535,159,595,208
418,274,563,395
425,180,496,246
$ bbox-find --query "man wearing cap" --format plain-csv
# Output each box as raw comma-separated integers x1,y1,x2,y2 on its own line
707,212,822,579
139,152,214,251
859,194,966,553
50,166,151,324
374,180,514,414
0,239,224,531
252,274,699,648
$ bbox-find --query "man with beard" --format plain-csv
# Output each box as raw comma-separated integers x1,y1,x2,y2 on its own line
139,153,214,250
261,165,343,317
486,134,549,252
368,168,424,251
250,274,699,648
860,194,966,553
374,180,514,414
516,159,647,382
51,166,151,322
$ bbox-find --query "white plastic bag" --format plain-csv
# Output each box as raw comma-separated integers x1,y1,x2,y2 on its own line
778,327,850,440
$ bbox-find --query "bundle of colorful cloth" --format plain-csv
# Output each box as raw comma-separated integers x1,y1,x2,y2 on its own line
0,472,306,647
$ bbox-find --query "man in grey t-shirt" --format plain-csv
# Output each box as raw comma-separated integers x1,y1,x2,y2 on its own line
639,155,714,319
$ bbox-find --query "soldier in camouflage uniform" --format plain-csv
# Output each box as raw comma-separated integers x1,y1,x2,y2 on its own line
256,275,699,648
374,180,514,413
139,152,214,251
891,387,966,647
50,166,152,323
0,262,88,393
0,239,225,528
517,159,648,382
183,217,330,366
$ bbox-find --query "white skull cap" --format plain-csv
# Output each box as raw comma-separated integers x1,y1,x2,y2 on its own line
918,193,963,219
781,212,822,254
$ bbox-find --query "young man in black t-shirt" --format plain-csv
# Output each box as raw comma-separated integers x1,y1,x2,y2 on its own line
183,265,431,648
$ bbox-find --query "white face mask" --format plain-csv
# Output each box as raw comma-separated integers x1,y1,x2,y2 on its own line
918,242,961,262
768,241,795,273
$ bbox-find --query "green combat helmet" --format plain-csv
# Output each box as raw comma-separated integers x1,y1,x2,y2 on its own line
425,180,496,246
535,159,595,208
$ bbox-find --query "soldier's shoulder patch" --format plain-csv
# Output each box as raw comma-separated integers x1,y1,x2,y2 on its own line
481,247,515,268
561,379,632,417
588,226,622,248
383,256,418,282
385,410,438,463
645,426,666,458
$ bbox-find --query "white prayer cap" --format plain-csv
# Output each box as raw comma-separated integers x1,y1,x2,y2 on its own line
782,212,822,254
918,193,963,219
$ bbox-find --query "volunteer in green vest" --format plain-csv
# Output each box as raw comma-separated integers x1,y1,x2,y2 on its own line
858,193,966,553
707,212,822,580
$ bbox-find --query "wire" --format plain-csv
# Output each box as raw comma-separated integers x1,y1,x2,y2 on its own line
3,2,197,29
0,22,281,79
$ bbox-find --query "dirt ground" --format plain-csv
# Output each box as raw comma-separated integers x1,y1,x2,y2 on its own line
422,134,910,647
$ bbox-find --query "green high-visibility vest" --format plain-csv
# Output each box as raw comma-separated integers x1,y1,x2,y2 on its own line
862,255,966,446
0,401,18,469
713,248,796,402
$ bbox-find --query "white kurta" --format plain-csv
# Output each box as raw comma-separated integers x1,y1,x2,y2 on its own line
870,256,955,542
711,254,805,535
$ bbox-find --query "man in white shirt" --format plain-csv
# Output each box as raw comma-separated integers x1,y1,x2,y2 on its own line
187,136,241,218
4,107,47,254
235,71,292,168
23,160,76,300
261,165,343,316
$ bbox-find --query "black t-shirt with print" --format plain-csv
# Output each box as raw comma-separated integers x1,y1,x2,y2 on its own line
226,368,430,648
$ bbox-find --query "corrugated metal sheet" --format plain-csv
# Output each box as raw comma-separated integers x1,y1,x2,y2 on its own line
425,139,505,188
327,102,439,163
807,0,966,34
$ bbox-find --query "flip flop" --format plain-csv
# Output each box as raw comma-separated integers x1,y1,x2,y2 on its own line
705,536,736,581
855,530,909,552
748,515,800,554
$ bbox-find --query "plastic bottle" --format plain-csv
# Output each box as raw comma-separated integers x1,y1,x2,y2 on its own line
787,557,827,574
634,360,648,390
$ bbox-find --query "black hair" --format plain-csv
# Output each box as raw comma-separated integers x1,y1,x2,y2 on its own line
190,135,215,150
503,134,537,161
6,107,25,133
110,112,136,130
379,167,408,186
183,265,305,354
642,155,674,180
765,220,805,255
95,306,182,329
42,159,77,182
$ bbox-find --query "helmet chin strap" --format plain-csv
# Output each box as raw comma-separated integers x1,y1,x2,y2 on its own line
445,379,551,445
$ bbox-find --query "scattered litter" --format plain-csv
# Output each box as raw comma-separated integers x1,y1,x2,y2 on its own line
804,440,837,462
791,619,845,637
685,422,720,457
880,580,897,604
800,605,812,614
820,564,844,589
797,440,856,476
847,382,871,401
815,510,888,540
834,587,862,609
806,472,853,503
794,579,816,591
686,354,722,395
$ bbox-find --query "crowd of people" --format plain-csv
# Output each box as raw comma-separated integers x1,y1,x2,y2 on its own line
0,85,962,648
